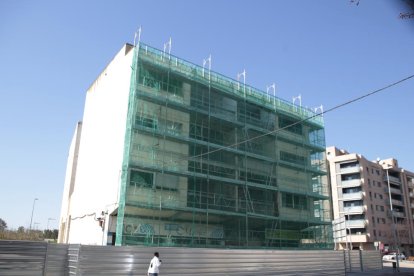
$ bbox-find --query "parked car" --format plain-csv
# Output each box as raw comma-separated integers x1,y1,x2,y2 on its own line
382,253,406,261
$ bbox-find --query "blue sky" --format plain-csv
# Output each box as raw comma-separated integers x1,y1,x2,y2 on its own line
1,0,413,230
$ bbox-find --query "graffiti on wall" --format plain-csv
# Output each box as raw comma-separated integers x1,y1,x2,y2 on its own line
123,218,223,239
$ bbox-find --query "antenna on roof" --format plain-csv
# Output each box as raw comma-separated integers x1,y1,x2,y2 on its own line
237,70,246,95
133,26,142,47
314,104,324,116
292,94,302,107
202,54,212,80
163,37,172,60
266,83,276,103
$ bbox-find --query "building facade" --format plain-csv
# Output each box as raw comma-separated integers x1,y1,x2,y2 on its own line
327,147,414,255
59,43,331,248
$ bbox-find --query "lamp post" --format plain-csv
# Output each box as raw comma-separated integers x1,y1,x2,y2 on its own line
29,198,38,231
47,218,55,230
385,165,400,271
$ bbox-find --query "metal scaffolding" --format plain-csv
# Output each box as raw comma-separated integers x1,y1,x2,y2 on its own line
115,43,332,249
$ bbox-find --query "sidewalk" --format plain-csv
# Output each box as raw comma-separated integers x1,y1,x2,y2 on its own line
348,261,414,276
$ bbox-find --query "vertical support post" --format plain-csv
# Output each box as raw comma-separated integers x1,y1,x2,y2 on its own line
359,249,364,272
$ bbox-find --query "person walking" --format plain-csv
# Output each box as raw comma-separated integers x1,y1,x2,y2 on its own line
147,252,162,276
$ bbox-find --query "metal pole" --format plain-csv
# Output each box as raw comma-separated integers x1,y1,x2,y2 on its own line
386,168,400,271
29,198,38,231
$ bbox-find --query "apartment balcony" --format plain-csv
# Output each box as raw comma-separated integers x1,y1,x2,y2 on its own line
342,191,364,200
340,179,362,188
349,234,368,243
408,182,414,189
411,203,414,208
340,166,360,174
343,206,365,214
393,211,405,218
346,219,366,228
391,199,404,207
384,188,401,195
384,175,401,184
410,192,414,197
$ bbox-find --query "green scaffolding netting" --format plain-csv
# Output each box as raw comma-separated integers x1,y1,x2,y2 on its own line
115,43,333,249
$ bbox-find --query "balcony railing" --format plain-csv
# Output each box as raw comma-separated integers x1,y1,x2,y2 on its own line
346,219,366,228
342,192,363,200
343,206,365,213
340,166,360,174
393,211,405,218
348,234,368,243
340,179,361,188
384,175,401,184
391,199,404,206
389,187,402,194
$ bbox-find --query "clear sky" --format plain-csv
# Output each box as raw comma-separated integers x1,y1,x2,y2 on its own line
1,0,413,230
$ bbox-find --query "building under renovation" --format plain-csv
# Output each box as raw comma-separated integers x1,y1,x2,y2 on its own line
58,41,331,248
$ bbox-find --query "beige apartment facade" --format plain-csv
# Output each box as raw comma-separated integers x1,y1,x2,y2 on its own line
327,146,414,256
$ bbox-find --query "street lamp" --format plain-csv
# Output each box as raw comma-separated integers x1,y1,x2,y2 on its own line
384,164,400,271
47,218,55,230
29,198,38,231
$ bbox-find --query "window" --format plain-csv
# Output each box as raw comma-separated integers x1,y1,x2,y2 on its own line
282,193,308,210
377,217,380,224
279,116,303,135
373,230,377,237
135,116,157,129
379,194,383,200
130,170,154,188
368,179,371,187
280,151,306,165
381,218,386,224
369,192,372,200
371,204,374,212
380,206,384,212
378,182,381,187
372,216,375,226
376,170,380,175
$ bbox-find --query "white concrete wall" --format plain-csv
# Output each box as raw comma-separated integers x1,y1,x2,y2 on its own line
58,122,82,243
64,44,134,245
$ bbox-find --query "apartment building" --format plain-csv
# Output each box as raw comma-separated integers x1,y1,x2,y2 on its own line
58,42,332,248
327,146,414,255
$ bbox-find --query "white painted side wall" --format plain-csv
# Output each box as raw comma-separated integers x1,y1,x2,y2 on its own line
66,44,134,245
58,121,82,243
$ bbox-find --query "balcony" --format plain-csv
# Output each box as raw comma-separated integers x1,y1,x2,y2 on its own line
343,206,365,213
349,234,368,243
389,187,402,195
384,175,401,184
408,182,414,189
391,199,404,206
346,219,366,228
342,192,363,200
340,179,362,188
393,211,405,218
340,166,360,174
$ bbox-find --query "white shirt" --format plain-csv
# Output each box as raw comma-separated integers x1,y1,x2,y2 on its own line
147,256,161,274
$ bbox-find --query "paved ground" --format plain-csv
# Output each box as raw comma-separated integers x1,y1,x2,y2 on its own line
349,261,414,275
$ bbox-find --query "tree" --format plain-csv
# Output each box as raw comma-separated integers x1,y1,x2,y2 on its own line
17,226,25,233
0,218,7,232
